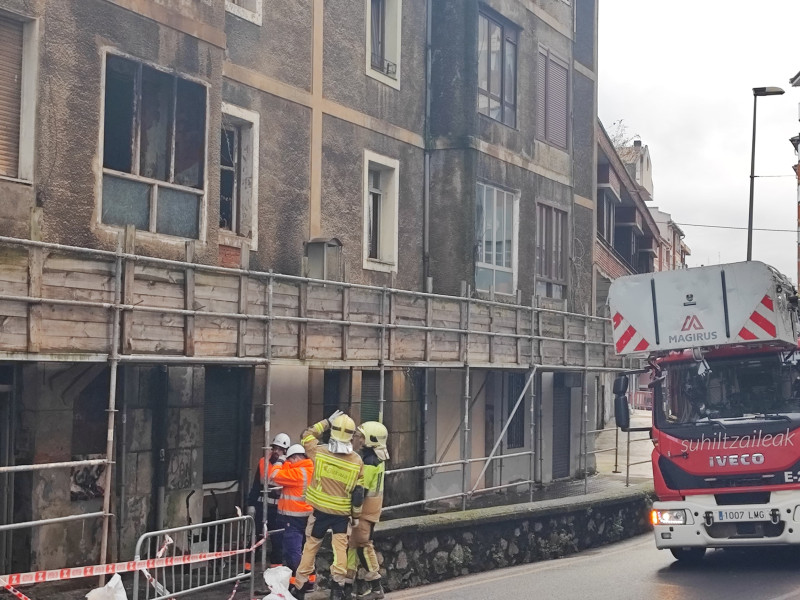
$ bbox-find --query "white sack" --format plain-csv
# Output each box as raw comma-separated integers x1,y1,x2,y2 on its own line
85,574,128,600
262,565,293,600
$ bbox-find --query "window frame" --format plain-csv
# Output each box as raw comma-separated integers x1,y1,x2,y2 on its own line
0,12,38,184
535,202,568,298
536,46,570,149
220,102,260,250
225,0,263,26
98,50,209,243
475,181,519,296
477,9,518,128
362,150,399,273
365,0,402,90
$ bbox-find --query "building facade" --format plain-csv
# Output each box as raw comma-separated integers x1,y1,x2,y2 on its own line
0,0,601,572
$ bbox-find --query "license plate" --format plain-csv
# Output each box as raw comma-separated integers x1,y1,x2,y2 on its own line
715,509,772,522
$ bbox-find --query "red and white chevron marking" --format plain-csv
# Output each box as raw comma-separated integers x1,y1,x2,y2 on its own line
737,295,777,341
612,312,650,354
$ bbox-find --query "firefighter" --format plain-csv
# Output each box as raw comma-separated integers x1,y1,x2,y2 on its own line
271,443,315,591
346,421,388,600
289,410,364,600
247,432,291,567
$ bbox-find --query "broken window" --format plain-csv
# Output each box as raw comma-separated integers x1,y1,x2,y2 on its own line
102,54,206,239
220,104,259,244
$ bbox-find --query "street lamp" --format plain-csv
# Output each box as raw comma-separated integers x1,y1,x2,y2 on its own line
747,86,785,261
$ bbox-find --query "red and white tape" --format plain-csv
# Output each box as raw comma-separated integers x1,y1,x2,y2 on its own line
1,536,264,592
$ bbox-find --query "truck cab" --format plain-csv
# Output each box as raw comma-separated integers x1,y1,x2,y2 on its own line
608,261,800,561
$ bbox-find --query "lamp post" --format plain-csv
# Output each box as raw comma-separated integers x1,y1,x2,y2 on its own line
747,86,785,261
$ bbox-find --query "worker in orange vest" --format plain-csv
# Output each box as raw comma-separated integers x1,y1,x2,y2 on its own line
271,444,315,592
247,432,291,566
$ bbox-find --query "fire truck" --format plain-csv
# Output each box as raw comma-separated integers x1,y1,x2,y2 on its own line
608,261,800,562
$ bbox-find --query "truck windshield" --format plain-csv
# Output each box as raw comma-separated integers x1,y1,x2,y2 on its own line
654,353,800,425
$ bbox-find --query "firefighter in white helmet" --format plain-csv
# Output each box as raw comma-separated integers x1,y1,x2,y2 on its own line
346,421,389,599
290,411,364,600
247,432,291,566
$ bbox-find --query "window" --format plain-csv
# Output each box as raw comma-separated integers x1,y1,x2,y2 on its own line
0,13,37,181
101,54,207,239
475,182,518,295
596,189,615,245
225,0,263,26
478,11,517,127
220,103,259,249
535,204,567,298
536,48,569,148
366,0,402,89
363,150,399,272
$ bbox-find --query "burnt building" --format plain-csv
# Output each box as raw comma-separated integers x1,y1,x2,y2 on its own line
0,0,603,573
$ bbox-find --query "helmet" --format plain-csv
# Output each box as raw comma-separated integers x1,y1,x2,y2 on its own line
357,421,389,460
329,413,356,443
286,444,306,459
271,433,291,449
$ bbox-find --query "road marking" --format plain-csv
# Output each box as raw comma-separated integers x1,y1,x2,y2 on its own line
387,537,653,599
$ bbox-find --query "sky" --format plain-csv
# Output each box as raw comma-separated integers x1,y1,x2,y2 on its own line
598,1,800,284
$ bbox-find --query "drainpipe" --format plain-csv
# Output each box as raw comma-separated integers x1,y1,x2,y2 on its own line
423,0,432,284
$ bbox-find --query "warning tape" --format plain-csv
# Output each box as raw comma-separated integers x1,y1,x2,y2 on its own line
0,537,264,590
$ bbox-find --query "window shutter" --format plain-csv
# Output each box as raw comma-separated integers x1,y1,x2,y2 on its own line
0,15,23,178
535,51,546,140
361,372,381,422
547,58,568,148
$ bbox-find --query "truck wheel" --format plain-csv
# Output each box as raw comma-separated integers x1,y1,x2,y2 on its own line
670,547,706,563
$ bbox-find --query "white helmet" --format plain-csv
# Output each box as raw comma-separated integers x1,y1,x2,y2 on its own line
286,444,306,459
271,433,291,449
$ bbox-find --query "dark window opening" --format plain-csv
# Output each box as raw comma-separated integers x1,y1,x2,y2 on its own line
506,373,525,449
535,203,567,298
102,54,206,239
220,126,240,233
368,169,382,260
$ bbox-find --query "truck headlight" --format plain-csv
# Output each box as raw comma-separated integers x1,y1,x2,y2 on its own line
651,509,687,525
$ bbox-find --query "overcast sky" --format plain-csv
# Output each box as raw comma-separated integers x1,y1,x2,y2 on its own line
598,1,800,283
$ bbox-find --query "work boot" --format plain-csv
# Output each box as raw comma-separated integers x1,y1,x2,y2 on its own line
288,584,305,600
343,582,355,599
330,582,347,600
358,580,384,600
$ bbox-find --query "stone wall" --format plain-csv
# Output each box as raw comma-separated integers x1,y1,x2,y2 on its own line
312,485,654,592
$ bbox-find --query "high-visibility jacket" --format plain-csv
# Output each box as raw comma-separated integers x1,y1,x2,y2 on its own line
257,457,283,506
301,419,364,517
272,458,314,517
360,450,385,523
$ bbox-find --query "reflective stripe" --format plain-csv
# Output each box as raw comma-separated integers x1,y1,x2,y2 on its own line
282,494,305,501
280,509,313,517
267,498,278,505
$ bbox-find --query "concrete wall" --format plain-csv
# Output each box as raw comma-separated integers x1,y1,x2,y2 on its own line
312,485,654,591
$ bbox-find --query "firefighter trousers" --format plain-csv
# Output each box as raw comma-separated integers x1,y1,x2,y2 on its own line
346,519,380,582
295,511,350,586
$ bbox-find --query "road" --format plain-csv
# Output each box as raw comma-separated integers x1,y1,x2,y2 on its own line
386,534,800,600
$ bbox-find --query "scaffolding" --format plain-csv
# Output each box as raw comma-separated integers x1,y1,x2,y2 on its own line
0,229,628,572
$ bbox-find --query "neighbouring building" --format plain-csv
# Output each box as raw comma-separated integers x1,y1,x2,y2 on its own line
0,0,604,573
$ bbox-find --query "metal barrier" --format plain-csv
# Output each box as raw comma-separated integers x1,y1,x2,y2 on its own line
625,427,653,486
132,515,255,599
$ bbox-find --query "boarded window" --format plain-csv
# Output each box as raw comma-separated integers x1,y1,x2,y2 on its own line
536,49,569,148
102,54,206,239
477,11,517,127
0,15,23,178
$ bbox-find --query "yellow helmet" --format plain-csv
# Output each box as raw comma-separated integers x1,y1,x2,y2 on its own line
329,413,356,443
357,421,389,460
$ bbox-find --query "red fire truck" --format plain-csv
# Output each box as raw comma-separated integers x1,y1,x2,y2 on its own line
609,261,800,562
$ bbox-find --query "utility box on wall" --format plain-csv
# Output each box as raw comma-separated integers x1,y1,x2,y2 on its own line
305,238,344,281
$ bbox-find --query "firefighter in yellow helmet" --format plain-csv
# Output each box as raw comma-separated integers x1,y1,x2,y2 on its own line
346,421,389,599
290,410,364,600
